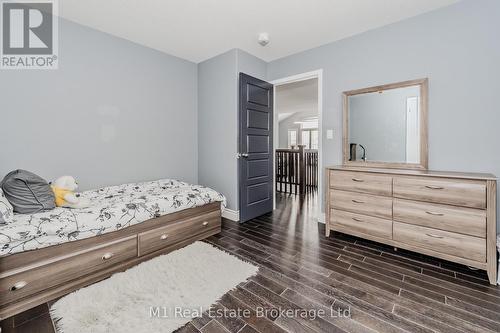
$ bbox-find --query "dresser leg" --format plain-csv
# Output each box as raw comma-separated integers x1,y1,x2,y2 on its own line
486,180,497,285
487,261,498,285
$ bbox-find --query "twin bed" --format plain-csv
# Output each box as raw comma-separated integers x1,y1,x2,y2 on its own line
0,179,226,319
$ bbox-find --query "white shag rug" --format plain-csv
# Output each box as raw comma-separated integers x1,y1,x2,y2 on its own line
50,241,258,333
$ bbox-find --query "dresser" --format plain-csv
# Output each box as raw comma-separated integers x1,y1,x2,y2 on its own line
326,166,497,285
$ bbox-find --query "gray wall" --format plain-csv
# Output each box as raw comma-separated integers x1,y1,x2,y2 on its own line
349,86,420,162
198,50,238,210
267,0,500,227
198,49,266,211
2,0,498,226
0,18,198,190
237,49,267,81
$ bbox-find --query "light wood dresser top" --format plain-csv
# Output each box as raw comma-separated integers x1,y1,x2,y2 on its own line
327,165,496,181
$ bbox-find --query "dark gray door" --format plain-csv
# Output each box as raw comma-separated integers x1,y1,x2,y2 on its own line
239,73,274,222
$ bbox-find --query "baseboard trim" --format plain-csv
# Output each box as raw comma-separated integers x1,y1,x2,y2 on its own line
223,209,322,224
222,208,240,222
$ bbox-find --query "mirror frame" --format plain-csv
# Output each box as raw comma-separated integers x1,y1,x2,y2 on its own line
343,78,429,170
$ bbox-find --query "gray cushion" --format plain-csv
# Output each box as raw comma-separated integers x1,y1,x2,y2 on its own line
1,170,55,214
0,188,14,224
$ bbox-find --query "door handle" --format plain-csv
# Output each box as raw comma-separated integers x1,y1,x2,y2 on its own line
237,153,249,159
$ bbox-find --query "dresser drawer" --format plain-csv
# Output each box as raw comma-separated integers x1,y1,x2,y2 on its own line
393,199,486,238
0,236,137,306
393,177,486,209
330,171,392,196
393,222,486,262
330,209,392,239
330,190,392,219
138,211,220,256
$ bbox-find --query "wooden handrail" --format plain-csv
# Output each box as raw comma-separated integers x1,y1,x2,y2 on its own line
276,148,299,152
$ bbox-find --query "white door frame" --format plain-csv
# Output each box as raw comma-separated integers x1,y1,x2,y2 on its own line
271,69,323,210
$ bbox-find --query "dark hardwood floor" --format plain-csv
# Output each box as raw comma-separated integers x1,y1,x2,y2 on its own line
2,192,499,333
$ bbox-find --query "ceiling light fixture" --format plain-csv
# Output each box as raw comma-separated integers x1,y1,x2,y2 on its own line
258,32,269,46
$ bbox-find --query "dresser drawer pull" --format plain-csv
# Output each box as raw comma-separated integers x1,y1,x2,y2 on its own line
352,217,363,222
425,211,444,216
351,178,364,182
10,281,27,291
426,233,444,239
202,221,209,226
351,199,365,204
160,234,169,240
101,252,114,260
425,185,444,190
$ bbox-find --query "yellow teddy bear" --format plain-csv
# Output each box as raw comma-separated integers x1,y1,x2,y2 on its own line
51,176,90,209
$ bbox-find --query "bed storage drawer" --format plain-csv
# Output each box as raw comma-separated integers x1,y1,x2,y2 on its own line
330,171,392,196
0,236,137,306
393,177,486,209
138,210,220,256
330,209,392,240
393,222,486,262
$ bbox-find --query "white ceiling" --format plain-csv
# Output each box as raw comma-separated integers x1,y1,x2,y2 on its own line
59,0,458,63
276,78,318,122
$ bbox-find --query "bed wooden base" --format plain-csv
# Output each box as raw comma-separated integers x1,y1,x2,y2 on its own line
0,202,222,320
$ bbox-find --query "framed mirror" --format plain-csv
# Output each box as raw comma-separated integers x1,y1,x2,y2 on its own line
343,78,428,170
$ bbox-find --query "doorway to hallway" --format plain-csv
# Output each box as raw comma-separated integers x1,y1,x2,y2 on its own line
272,70,322,222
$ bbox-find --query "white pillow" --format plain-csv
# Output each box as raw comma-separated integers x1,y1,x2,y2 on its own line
0,188,14,223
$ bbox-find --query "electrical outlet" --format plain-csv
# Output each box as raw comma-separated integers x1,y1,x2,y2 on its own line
326,129,333,139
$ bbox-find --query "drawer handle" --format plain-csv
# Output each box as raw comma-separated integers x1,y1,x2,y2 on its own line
425,185,444,190
202,221,209,227
351,199,365,204
11,281,27,291
160,234,169,240
425,211,444,216
352,178,364,182
101,252,114,260
352,217,363,222
426,233,444,239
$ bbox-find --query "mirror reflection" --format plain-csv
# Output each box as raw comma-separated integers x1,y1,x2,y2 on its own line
348,85,421,164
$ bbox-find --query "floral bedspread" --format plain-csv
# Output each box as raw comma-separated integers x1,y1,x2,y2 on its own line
0,179,225,256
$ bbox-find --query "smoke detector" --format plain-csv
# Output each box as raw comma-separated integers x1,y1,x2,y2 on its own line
258,33,270,46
